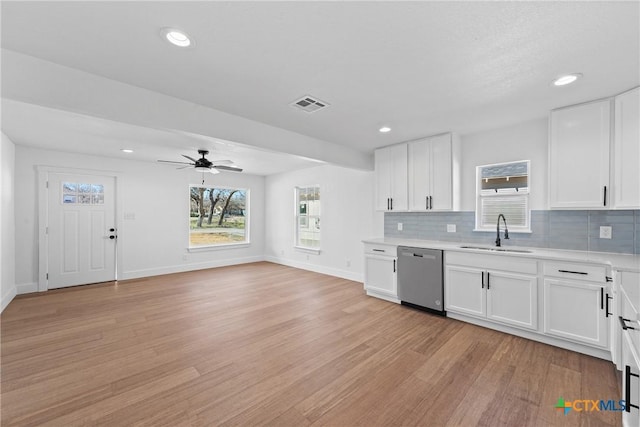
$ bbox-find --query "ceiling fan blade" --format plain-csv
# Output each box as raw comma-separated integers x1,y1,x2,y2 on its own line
210,159,233,165
176,165,191,170
213,165,243,172
182,154,198,162
158,160,195,165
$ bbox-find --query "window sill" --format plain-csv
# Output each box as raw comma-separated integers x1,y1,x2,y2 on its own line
473,229,532,234
294,246,321,255
188,242,250,252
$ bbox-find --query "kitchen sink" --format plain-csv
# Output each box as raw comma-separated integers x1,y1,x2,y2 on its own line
459,245,532,254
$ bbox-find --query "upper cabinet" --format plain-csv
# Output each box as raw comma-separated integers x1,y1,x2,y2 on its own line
407,133,461,211
375,133,460,212
613,87,640,209
549,99,611,209
374,144,408,211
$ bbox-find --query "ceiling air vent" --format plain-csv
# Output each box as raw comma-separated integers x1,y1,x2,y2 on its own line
291,95,330,113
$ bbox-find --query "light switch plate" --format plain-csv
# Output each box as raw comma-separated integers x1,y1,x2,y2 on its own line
447,224,456,233
397,223,403,231
600,226,612,239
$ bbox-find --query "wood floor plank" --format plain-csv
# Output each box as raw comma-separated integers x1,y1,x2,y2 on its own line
0,262,622,426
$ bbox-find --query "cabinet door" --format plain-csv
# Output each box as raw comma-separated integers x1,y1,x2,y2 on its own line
429,134,453,211
543,279,608,348
549,100,611,209
486,271,537,330
408,139,431,211
364,254,397,298
389,144,408,211
622,332,640,426
374,147,392,211
614,87,640,209
445,265,486,317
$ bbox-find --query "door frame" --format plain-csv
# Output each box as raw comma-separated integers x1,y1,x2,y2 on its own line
37,166,122,291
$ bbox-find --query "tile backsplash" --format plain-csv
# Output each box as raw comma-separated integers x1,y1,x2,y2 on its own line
384,210,640,254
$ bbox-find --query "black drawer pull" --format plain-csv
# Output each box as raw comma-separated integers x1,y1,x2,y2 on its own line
372,249,385,253
558,269,588,275
606,294,612,317
625,365,640,412
620,316,636,331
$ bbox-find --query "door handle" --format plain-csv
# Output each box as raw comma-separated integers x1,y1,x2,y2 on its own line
486,272,490,290
429,196,433,210
481,271,485,289
606,293,612,317
109,235,117,240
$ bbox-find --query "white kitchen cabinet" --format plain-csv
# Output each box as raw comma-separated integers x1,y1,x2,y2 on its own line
549,99,611,209
363,243,398,302
543,278,609,348
445,252,538,331
613,87,640,209
622,332,640,426
407,133,460,211
374,144,408,211
445,265,486,317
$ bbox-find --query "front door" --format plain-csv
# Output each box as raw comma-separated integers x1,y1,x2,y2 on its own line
47,172,116,289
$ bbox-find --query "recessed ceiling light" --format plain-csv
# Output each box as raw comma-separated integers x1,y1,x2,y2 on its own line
161,28,192,47
553,73,582,86
379,126,392,133
121,149,134,153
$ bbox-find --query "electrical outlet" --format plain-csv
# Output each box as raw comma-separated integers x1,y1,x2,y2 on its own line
600,226,612,239
447,224,456,233
346,259,351,267
397,222,403,231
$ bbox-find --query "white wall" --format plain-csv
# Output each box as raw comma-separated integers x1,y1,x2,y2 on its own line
460,117,548,211
265,164,375,282
1,132,17,311
14,146,265,291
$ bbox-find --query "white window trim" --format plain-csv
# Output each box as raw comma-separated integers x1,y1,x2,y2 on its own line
294,185,321,253
188,185,250,249
474,160,532,233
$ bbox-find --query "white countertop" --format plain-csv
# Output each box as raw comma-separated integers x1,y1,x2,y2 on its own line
363,237,640,272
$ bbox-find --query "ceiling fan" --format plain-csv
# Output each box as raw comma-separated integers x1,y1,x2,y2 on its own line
157,149,243,174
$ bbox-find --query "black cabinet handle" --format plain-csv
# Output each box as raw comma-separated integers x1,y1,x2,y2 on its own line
372,249,385,253
625,365,640,412
606,293,612,317
620,316,636,331
426,196,428,210
601,287,604,310
390,198,393,210
429,196,433,210
481,271,485,289
387,198,390,210
558,269,588,275
109,235,116,240
393,259,396,273
604,186,607,207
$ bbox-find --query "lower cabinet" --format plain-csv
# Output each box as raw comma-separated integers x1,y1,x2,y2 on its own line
622,331,640,425
543,278,609,348
445,253,538,331
364,243,398,302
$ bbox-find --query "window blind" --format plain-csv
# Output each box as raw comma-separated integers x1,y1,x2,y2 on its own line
479,195,528,228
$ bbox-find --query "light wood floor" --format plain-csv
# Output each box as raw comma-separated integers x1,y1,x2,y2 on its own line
1,262,621,426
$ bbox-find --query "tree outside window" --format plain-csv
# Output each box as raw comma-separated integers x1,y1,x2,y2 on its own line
189,186,248,247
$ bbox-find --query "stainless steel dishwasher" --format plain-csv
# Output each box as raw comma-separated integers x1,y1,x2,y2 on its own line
397,246,444,315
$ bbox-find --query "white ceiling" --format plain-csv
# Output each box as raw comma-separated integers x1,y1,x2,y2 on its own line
1,1,639,173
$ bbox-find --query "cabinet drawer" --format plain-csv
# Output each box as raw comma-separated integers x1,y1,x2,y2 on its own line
364,243,397,257
446,251,537,275
621,286,640,356
543,261,606,283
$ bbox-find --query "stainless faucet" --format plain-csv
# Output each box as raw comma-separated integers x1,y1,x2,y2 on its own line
496,214,509,247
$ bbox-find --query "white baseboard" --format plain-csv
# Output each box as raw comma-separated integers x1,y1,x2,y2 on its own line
1,285,17,312
264,256,364,283
120,255,266,281
16,282,38,295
